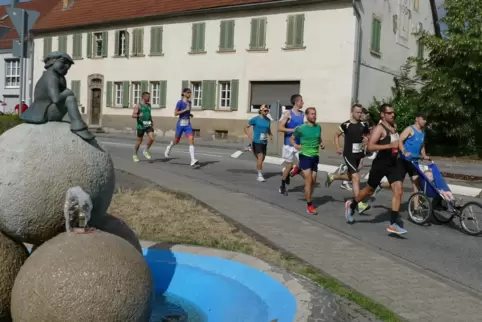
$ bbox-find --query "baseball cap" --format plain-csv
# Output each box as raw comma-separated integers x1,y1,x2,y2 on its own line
182,88,191,93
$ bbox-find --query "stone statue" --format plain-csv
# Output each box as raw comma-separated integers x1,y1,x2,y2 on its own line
20,52,94,141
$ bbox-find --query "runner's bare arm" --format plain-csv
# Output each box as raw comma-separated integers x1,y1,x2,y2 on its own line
398,126,413,155
421,143,429,159
334,124,344,153
367,125,394,152
131,104,140,118
174,101,190,116
278,111,294,133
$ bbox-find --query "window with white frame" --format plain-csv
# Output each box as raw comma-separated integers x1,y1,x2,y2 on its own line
114,82,123,107
118,30,127,56
132,82,141,105
5,59,20,88
218,81,231,109
94,32,103,57
151,82,160,107
191,82,202,108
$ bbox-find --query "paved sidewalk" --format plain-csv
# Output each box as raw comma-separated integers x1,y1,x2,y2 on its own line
112,156,482,322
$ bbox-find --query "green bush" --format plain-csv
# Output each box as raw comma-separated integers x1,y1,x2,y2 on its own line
0,114,23,135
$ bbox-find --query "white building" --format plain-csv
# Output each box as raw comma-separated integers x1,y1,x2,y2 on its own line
31,0,439,146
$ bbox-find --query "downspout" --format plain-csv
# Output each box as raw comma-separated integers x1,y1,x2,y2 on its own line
28,33,34,105
351,0,362,104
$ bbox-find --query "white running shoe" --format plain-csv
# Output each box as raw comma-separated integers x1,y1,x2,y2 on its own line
164,146,171,158
190,159,199,167
340,181,352,191
257,175,265,182
368,152,377,160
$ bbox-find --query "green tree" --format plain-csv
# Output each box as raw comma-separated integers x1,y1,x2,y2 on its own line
415,0,482,156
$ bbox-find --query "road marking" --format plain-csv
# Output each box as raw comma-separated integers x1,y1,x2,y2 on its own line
99,140,224,158
231,150,243,158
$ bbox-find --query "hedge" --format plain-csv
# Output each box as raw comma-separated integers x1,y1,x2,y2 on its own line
0,114,23,135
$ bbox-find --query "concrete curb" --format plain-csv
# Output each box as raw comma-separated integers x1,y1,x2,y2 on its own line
231,151,482,198
140,241,311,322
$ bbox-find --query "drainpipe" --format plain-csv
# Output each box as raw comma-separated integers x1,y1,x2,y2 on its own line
28,36,34,105
351,0,362,104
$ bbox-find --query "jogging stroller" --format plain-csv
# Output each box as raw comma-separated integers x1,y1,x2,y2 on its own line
407,158,482,236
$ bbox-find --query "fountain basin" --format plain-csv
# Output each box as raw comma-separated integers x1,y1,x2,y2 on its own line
144,248,297,322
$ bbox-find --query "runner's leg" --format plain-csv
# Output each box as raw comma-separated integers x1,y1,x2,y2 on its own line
142,128,155,160
385,162,407,234
184,125,198,166
133,130,144,162
164,125,183,157
300,155,318,214
280,146,294,194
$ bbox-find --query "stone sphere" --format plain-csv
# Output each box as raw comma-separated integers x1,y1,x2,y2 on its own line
93,214,142,253
0,122,115,244
11,229,153,322
0,232,29,322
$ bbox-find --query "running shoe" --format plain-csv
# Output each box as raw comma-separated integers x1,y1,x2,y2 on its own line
337,164,346,174
190,159,199,167
386,223,407,234
164,146,171,158
345,200,354,223
133,155,140,163
143,150,152,160
340,181,352,191
357,201,371,214
325,173,334,187
257,175,265,182
368,152,377,160
307,204,317,215
279,185,287,195
373,184,383,196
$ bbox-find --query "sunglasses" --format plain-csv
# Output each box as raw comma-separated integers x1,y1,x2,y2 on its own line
383,111,395,115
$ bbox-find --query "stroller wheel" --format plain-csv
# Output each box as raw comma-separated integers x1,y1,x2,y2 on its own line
408,192,432,224
459,201,482,236
431,196,454,224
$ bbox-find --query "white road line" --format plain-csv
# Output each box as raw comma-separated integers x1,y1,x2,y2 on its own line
99,140,224,158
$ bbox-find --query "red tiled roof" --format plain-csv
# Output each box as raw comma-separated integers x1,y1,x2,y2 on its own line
33,0,279,32
0,0,60,49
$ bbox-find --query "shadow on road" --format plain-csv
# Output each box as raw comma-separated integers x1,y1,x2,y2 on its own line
169,160,220,168
225,168,279,179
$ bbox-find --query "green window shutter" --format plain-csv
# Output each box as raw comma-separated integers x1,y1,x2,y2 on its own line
182,80,189,91
150,26,163,55
258,18,266,49
71,80,80,101
132,29,137,55
250,18,266,50
137,28,144,55
72,34,82,58
87,32,92,58
101,31,108,57
58,35,67,52
371,18,381,53
159,80,167,108
125,31,130,57
191,23,205,53
201,80,215,110
114,31,120,56
230,79,239,111
286,14,304,48
106,81,113,107
220,20,235,51
43,37,52,57
141,80,148,93
122,81,130,108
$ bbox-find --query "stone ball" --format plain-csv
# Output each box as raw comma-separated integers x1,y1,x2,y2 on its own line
0,122,115,244
93,214,142,253
11,229,153,322
0,232,29,322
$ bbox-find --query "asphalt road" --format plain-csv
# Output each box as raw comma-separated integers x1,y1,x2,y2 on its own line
99,136,482,295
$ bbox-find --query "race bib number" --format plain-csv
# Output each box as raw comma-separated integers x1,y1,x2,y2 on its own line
259,133,267,141
390,133,399,156
142,121,152,127
352,143,362,153
180,119,189,126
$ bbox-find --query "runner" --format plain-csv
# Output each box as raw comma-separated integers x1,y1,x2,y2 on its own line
326,104,370,213
344,104,407,234
398,111,430,193
278,94,304,195
245,104,273,182
164,88,199,167
132,92,154,162
291,107,324,214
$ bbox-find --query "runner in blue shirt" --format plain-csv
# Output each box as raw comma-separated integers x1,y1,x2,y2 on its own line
164,88,198,167
244,104,273,182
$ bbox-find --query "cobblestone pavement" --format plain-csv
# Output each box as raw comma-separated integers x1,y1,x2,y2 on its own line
106,143,482,321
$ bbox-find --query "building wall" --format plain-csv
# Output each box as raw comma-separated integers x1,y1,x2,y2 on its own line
357,0,435,106
32,1,356,144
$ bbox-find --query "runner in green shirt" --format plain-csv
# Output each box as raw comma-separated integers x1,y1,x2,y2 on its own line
290,107,325,215
132,92,155,162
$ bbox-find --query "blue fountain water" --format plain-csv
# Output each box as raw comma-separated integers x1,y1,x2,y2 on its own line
144,249,296,322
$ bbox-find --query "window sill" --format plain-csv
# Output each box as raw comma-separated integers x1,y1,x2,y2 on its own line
149,53,164,57
282,46,306,51
89,56,105,59
5,86,20,89
112,55,127,58
130,54,146,58
72,57,83,60
191,107,203,111
151,105,166,109
217,49,235,53
370,50,381,58
215,108,234,112
188,51,207,55
246,48,268,52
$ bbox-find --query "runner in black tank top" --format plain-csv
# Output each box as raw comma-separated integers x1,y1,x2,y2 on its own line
344,104,407,235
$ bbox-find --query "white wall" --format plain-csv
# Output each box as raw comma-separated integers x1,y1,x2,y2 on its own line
32,1,356,124
357,0,435,105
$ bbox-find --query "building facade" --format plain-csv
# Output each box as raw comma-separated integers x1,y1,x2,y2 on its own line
31,0,438,144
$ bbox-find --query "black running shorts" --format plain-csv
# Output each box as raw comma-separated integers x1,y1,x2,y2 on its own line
252,142,267,157
137,127,154,137
343,154,364,174
367,161,403,189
